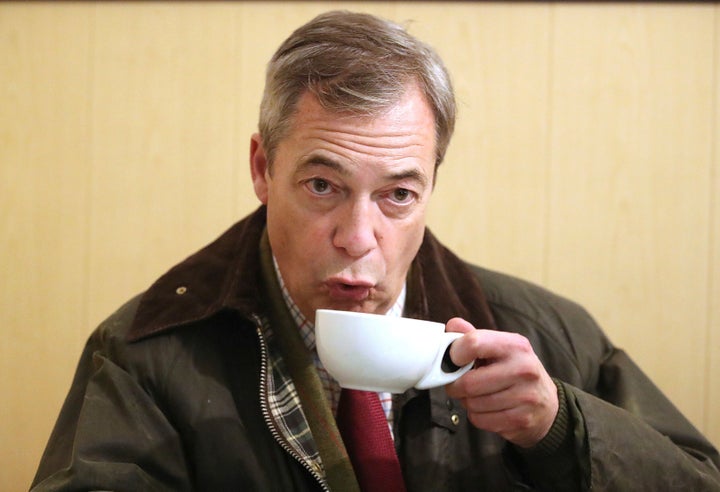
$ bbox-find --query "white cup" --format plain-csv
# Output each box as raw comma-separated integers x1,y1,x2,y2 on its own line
315,309,473,393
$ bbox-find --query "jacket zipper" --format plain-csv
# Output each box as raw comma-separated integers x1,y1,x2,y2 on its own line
253,316,330,492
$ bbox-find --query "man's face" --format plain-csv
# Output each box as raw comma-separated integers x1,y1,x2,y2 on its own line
250,84,437,323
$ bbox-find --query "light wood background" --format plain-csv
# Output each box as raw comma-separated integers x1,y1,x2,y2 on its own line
2,2,718,489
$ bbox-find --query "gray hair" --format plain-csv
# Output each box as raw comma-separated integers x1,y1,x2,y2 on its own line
258,10,456,171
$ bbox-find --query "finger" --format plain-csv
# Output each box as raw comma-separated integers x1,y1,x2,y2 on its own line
465,406,536,444
461,381,540,414
465,403,556,448
444,318,479,369
446,329,492,368
446,364,513,398
444,362,516,401
456,371,560,447
450,329,535,369
446,338,545,399
445,317,475,335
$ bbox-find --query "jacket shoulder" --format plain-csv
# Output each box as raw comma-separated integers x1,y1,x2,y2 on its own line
468,265,593,330
86,292,190,379
467,264,611,387
91,294,144,346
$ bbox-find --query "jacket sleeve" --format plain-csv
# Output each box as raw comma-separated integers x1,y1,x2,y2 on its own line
538,300,719,490
478,266,720,491
31,300,192,491
568,345,720,490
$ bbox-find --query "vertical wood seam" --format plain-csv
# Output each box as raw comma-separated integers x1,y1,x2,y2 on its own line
80,3,97,337
704,3,719,438
232,5,241,218
542,3,556,287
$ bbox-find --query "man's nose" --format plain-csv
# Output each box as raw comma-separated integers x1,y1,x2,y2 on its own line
332,200,379,257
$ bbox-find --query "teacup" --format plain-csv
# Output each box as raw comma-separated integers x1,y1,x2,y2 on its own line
315,309,473,393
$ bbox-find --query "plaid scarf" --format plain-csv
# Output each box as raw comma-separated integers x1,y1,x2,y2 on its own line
258,231,360,492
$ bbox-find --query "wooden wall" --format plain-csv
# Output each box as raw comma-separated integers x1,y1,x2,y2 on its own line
1,2,718,489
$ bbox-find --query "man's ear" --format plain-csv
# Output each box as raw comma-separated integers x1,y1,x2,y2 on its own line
250,133,269,204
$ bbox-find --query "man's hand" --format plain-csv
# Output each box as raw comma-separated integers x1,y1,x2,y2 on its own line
445,318,559,448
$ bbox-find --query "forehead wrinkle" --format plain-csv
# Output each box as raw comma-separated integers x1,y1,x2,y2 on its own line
292,123,431,168
310,124,428,152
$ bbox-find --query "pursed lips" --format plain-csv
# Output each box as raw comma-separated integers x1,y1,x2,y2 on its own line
325,278,374,302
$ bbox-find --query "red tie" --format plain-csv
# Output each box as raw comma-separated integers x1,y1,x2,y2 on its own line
336,389,407,492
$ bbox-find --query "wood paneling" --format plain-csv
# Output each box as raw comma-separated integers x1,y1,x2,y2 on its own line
547,2,715,431
86,3,239,324
416,2,553,282
0,4,93,488
1,2,718,489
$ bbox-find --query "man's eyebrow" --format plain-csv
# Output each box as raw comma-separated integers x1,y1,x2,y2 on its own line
388,168,429,188
296,154,431,188
296,155,350,176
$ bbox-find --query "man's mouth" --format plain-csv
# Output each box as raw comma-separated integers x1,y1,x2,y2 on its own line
326,279,374,302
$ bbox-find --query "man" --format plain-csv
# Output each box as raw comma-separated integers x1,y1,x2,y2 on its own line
32,10,720,491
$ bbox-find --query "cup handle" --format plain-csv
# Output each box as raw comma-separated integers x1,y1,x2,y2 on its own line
415,332,473,389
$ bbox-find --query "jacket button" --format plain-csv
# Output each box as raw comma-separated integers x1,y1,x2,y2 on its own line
176,286,188,295
446,399,454,410
451,413,460,426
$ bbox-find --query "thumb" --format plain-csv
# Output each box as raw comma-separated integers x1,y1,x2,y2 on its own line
445,317,477,368
445,317,475,334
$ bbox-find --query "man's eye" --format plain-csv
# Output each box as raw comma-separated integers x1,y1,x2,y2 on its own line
392,188,412,202
308,178,332,195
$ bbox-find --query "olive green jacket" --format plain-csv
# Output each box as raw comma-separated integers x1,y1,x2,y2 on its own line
32,207,720,491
